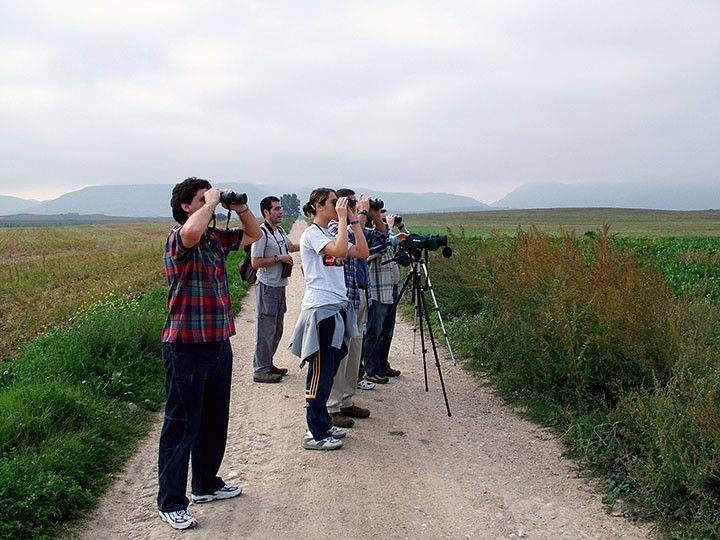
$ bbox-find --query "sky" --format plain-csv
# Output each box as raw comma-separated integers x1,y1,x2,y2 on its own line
1,1,719,204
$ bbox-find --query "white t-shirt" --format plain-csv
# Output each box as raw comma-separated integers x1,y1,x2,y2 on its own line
300,223,353,309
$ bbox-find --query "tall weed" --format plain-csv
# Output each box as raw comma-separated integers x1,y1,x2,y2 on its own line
434,226,720,538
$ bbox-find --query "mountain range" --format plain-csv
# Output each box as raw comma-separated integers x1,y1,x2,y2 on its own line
492,182,720,210
1,181,718,218
0,184,489,218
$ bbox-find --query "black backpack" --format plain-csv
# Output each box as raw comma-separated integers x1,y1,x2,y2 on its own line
239,226,273,284
239,245,257,284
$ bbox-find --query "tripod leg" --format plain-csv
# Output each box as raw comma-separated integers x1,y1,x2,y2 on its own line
420,261,458,366
413,265,429,392
417,273,452,417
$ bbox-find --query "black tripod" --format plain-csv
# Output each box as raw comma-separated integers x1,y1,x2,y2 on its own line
376,247,453,417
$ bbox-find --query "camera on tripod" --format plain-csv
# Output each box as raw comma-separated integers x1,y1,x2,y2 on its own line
220,190,248,208
400,233,447,252
391,233,453,266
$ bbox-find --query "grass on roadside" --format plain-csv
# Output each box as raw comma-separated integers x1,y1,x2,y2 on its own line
426,227,720,540
0,248,249,540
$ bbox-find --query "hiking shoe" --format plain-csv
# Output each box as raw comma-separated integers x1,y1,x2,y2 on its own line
340,404,371,419
381,367,401,377
253,372,282,383
192,483,243,504
269,365,288,376
364,374,389,384
304,426,346,440
158,509,198,530
357,379,376,390
330,412,355,427
302,436,343,450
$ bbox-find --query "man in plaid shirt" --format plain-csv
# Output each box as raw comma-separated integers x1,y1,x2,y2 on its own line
157,177,262,530
363,213,407,383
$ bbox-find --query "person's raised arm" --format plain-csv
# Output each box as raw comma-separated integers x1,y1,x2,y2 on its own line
347,202,369,259
232,199,263,247
320,197,350,258
180,188,220,249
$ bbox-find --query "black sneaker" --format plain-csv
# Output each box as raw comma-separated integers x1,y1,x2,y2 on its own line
253,372,282,383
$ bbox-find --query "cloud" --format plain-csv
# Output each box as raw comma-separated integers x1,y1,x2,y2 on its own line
40,0,196,29
1,1,719,203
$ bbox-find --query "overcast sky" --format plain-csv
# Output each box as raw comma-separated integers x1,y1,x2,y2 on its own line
1,1,718,203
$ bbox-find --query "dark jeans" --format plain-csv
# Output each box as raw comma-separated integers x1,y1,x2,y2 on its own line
305,316,344,440
157,340,232,512
363,301,396,375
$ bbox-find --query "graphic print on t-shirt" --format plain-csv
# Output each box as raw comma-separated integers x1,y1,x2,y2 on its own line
323,254,345,267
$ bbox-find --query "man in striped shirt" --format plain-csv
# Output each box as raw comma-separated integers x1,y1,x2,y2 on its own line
157,177,262,530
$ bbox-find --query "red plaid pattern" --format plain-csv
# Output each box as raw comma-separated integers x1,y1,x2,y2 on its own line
161,225,243,343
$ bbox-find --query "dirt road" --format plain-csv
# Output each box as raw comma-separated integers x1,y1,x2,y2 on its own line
71,221,655,539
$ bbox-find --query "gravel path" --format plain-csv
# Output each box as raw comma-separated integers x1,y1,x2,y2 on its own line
70,220,656,540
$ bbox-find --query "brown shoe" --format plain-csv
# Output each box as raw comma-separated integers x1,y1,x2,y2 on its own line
253,372,282,383
340,404,371,419
269,365,288,376
381,367,401,377
330,412,355,428
364,374,389,384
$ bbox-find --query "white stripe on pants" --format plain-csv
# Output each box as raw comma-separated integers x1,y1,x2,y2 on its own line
327,290,368,412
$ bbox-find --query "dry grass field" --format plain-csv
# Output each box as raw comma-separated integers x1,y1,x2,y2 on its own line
0,222,173,360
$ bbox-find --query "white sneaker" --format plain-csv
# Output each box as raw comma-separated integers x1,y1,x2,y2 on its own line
357,379,376,390
192,483,243,504
159,509,198,530
304,426,346,440
302,436,344,450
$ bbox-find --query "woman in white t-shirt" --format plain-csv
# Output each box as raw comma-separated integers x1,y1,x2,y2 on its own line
289,188,368,450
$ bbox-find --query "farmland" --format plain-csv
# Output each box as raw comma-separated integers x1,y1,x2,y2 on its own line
403,207,720,237
0,222,172,360
0,210,718,539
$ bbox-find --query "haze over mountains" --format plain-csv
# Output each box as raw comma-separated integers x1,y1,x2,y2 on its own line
1,182,718,218
493,182,720,210
0,184,489,218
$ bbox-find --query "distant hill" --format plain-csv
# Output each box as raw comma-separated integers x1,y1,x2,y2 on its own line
493,182,720,211
0,195,38,215
0,183,488,218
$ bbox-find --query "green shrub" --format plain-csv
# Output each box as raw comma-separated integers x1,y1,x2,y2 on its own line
432,226,720,538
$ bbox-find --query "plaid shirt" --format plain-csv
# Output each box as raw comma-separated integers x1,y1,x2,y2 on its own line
328,220,388,309
369,242,401,305
161,225,244,343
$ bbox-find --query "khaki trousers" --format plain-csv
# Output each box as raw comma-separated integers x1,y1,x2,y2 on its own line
327,290,368,412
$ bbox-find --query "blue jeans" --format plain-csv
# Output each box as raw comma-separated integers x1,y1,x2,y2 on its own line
157,340,232,512
363,301,396,376
305,316,344,440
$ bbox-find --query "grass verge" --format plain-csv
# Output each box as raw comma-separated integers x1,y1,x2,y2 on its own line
0,249,248,540
427,227,719,539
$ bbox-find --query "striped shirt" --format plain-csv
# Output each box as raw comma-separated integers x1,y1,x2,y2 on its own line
161,225,244,343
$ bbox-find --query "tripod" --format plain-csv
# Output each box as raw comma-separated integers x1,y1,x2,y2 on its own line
375,248,453,417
